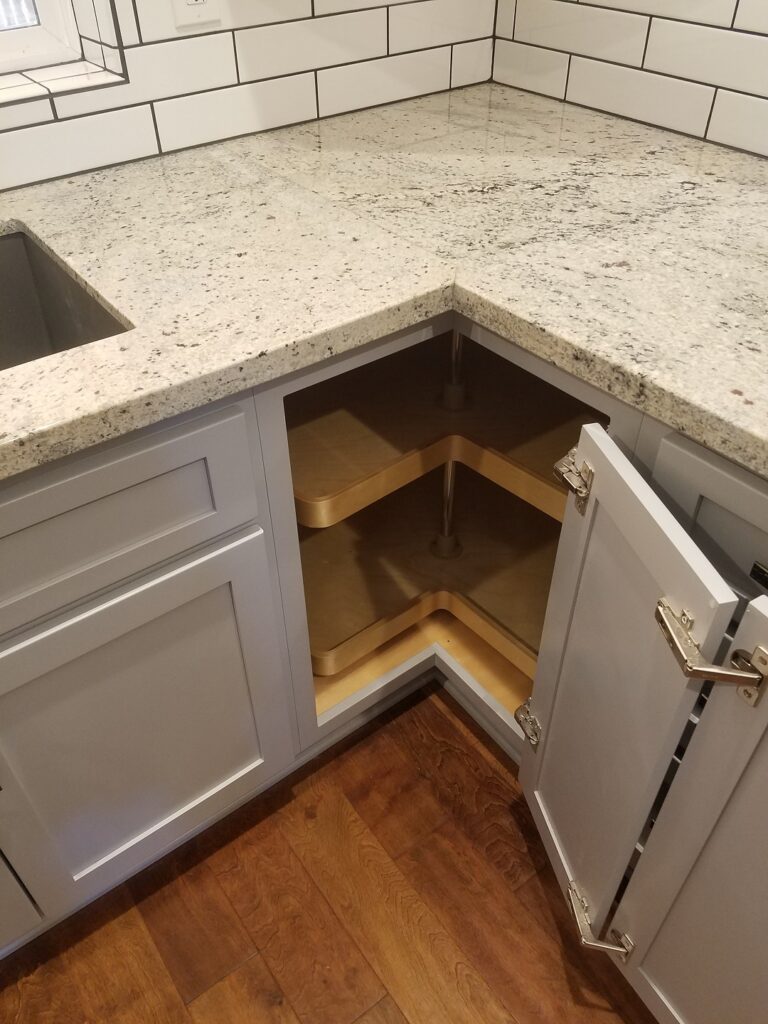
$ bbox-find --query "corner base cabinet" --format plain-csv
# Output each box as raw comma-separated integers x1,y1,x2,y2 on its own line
1,317,767,1024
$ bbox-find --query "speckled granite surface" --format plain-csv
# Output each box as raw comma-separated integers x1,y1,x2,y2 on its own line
1,84,766,482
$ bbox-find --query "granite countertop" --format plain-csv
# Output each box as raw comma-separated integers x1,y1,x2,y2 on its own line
1,83,767,483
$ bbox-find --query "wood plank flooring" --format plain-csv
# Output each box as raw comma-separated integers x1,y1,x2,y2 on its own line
0,686,656,1024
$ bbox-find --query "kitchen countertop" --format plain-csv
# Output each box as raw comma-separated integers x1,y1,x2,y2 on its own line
1,83,766,483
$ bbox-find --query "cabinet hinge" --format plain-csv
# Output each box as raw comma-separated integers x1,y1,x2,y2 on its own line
656,598,768,706
567,882,635,963
554,448,594,515
514,698,541,748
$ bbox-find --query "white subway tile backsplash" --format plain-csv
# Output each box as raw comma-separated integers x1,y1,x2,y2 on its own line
514,0,648,66
114,0,140,47
451,38,494,89
493,0,768,156
236,10,387,82
708,90,768,157
54,34,237,118
0,74,48,103
646,20,768,99
0,97,53,132
493,39,569,98
155,73,317,151
586,0,737,28
734,0,768,35
315,0,412,11
389,0,496,54
318,47,451,117
495,0,517,40
135,0,311,42
0,106,157,190
568,57,714,135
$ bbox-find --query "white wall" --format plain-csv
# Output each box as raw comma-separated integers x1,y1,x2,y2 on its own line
0,0,495,190
494,0,768,157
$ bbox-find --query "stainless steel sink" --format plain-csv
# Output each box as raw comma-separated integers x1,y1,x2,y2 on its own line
0,231,128,371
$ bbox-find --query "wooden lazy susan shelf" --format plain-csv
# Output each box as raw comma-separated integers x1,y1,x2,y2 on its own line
285,335,605,528
299,467,560,680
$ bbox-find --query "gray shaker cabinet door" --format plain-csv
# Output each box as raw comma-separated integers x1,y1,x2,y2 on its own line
612,595,768,1024
519,424,737,934
0,529,295,926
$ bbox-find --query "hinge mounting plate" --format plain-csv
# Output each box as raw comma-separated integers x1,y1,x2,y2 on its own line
514,698,541,748
554,448,594,515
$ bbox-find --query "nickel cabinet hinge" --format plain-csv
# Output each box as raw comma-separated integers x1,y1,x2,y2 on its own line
554,448,594,515
567,882,635,962
514,698,541,748
656,598,768,706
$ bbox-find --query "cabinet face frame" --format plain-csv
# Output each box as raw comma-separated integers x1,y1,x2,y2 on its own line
255,315,645,752
0,529,296,924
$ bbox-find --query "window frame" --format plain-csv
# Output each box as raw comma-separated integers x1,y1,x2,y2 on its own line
0,0,81,74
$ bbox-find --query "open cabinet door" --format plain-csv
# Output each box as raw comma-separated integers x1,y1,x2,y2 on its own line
517,424,737,945
608,595,768,1024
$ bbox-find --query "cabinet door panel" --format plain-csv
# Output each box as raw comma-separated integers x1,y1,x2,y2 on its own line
611,596,768,1024
0,855,40,949
521,424,737,932
0,530,294,917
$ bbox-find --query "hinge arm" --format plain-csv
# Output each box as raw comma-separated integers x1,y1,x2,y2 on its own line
567,883,635,962
656,599,768,705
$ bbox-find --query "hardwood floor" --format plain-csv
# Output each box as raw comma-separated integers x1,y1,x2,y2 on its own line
0,687,655,1024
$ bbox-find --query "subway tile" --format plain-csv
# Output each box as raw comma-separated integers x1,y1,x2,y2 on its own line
0,73,48,103
0,97,53,132
236,10,386,82
495,0,517,40
733,0,768,35
645,20,768,98
315,0,412,11
54,34,237,117
389,0,496,54
134,0,311,43
514,0,648,66
318,48,451,117
26,60,104,83
81,38,106,66
155,73,317,151
0,106,158,190
493,39,569,99
707,90,768,156
568,58,714,136
44,70,124,95
114,0,140,46
451,38,494,88
586,0,737,28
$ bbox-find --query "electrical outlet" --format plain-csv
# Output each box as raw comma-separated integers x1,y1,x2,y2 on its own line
172,0,222,29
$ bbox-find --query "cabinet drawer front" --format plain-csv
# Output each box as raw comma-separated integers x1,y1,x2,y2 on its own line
0,855,40,949
0,530,294,915
0,403,260,637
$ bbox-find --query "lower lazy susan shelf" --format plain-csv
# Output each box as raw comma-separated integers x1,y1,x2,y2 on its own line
300,466,560,680
314,610,534,717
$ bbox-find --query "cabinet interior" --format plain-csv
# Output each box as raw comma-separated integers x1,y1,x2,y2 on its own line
284,333,608,722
